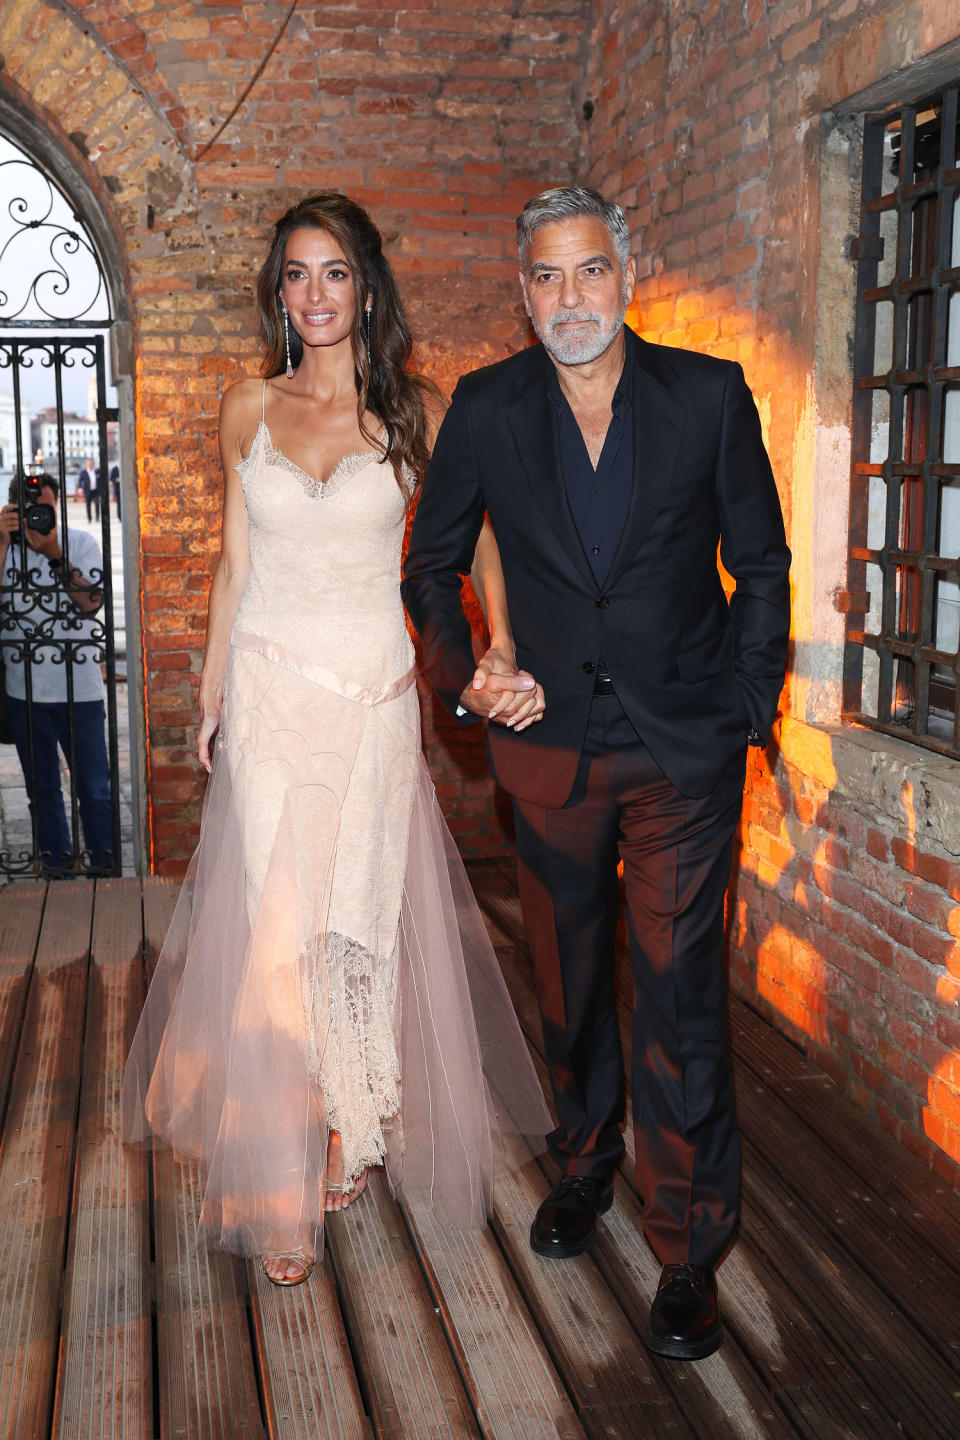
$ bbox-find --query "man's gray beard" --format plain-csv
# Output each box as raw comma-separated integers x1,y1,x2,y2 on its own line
532,297,628,365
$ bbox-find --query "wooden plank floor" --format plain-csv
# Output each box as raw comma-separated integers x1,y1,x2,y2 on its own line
0,869,958,1440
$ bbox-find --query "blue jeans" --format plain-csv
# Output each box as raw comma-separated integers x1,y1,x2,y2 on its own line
7,696,114,871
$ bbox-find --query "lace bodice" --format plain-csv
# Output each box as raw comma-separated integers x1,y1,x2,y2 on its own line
233,417,414,688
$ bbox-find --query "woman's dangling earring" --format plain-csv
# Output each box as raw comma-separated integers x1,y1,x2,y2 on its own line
364,299,372,364
281,296,294,378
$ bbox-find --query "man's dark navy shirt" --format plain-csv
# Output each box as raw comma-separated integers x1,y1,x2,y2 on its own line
548,335,634,589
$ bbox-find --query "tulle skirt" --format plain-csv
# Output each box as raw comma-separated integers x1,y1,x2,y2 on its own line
121,634,549,1258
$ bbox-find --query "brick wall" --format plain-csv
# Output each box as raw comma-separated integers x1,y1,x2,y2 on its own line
0,0,590,870
728,731,960,1187
585,0,960,1187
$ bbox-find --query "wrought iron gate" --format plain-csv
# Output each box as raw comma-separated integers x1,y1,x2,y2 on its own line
0,334,121,875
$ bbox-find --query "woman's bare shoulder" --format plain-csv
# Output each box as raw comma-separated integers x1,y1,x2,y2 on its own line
220,375,264,427
219,377,266,464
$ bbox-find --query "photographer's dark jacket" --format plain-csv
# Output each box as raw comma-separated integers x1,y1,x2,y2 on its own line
402,328,791,809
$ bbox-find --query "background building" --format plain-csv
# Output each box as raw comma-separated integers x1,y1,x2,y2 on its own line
32,407,103,478
0,389,32,475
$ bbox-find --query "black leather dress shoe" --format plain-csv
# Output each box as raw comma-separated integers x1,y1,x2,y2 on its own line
530,1176,614,1258
644,1264,721,1360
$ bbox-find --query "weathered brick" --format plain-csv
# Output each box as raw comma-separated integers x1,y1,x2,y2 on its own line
780,18,822,63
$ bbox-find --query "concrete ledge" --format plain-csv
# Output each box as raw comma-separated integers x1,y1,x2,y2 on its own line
777,716,960,858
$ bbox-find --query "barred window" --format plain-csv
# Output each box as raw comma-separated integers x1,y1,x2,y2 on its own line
842,83,960,756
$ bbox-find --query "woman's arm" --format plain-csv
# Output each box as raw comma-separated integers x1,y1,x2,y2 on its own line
470,516,514,656
411,393,544,731
468,517,545,732
197,383,254,773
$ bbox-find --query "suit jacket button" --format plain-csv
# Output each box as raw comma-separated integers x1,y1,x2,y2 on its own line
582,661,595,674
596,595,609,609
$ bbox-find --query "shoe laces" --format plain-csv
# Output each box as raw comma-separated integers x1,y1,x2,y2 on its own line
660,1263,707,1288
555,1176,596,1198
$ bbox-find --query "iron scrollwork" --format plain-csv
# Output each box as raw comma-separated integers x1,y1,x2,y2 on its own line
0,138,110,326
0,557,107,661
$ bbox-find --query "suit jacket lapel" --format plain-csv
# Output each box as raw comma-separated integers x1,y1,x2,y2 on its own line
604,331,686,589
505,352,597,589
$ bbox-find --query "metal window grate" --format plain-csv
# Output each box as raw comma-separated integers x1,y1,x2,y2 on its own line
842,82,960,757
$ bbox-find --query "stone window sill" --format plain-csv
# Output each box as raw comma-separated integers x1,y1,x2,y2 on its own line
776,716,960,859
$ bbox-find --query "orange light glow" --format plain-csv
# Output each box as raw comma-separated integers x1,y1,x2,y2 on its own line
924,1053,960,1168
755,925,828,1045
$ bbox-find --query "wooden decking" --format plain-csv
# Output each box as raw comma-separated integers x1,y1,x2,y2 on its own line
1,868,959,1440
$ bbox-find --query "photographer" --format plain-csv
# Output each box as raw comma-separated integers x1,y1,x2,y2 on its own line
0,472,112,872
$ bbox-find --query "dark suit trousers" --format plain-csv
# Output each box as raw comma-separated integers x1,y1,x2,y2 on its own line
512,693,746,1267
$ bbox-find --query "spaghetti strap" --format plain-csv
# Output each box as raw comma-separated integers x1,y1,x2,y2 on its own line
261,379,267,423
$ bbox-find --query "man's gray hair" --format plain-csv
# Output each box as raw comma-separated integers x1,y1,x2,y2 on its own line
516,186,631,270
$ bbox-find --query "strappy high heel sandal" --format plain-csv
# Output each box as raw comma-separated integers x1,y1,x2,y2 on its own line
260,1248,315,1287
324,1167,368,1212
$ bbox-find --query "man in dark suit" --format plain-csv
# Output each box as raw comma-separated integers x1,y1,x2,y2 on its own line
76,458,99,522
403,186,790,1360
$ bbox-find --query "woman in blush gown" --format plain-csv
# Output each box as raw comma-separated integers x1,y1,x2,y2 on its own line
121,193,549,1285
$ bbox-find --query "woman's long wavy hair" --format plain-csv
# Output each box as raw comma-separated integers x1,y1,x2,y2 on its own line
256,192,434,501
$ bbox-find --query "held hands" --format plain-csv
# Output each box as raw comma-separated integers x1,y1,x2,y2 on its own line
460,644,546,732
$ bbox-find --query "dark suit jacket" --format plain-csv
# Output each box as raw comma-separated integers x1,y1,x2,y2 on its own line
402,329,791,809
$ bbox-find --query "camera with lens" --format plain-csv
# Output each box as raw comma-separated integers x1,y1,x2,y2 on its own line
8,472,56,541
